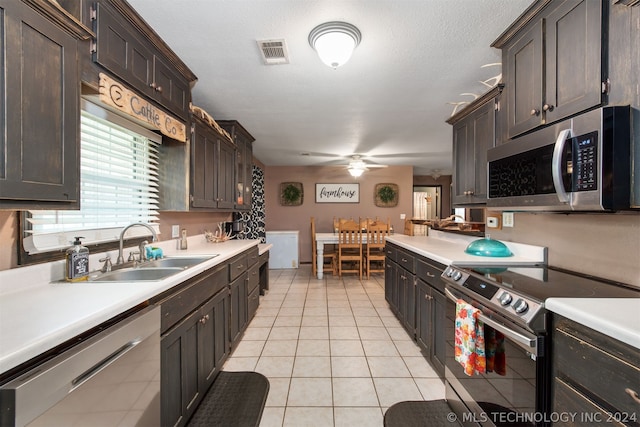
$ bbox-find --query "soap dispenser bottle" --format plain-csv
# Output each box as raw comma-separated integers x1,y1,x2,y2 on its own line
65,237,89,282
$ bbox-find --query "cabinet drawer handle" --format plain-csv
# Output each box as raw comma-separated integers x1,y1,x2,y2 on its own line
530,108,540,116
425,294,432,301
426,272,435,278
401,258,408,263
199,314,210,324
237,264,244,270
625,388,640,404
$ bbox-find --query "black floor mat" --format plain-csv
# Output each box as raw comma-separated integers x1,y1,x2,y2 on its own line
384,399,458,427
187,371,270,427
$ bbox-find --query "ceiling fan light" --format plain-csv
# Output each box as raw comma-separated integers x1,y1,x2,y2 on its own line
309,22,361,69
348,166,365,177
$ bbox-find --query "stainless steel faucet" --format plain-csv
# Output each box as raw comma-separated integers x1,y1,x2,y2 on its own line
117,223,158,264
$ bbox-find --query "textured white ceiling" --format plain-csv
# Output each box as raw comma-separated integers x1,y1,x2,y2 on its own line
126,0,532,176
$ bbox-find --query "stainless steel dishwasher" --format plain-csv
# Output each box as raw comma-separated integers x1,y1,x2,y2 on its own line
0,305,161,427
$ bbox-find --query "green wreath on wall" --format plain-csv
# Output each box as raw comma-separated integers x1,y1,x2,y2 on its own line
280,182,303,206
374,183,398,207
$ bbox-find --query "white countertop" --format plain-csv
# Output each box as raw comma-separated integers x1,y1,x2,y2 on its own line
385,231,547,266
386,231,639,350
2,230,636,375
546,298,640,350
0,236,263,374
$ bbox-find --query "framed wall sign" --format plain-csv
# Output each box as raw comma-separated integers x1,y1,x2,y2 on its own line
315,183,360,203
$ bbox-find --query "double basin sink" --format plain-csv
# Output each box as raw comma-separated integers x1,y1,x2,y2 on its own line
88,255,218,282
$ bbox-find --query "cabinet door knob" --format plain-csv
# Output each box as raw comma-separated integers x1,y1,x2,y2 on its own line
542,104,554,112
530,108,540,116
156,86,163,93
149,82,157,89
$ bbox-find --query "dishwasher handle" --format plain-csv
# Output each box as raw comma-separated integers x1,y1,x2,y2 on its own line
70,338,142,393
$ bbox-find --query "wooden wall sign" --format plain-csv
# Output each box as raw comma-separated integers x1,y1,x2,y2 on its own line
315,183,359,203
98,73,187,142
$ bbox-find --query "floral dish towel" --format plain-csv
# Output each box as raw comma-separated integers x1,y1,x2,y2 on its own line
454,299,486,376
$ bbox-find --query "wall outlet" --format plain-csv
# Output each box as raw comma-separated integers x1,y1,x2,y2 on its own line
400,213,406,220
171,225,180,238
486,211,502,229
503,212,515,228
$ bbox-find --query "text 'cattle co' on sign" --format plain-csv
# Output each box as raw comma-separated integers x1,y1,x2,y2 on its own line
315,183,359,203
98,73,187,142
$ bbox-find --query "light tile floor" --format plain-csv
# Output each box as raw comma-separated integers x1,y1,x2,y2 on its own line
221,265,445,427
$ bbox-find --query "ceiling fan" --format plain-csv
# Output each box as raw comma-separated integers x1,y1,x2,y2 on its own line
346,155,387,177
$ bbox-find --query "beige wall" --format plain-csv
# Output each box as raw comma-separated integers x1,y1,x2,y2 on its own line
492,212,640,287
0,210,230,271
265,165,414,264
157,211,231,243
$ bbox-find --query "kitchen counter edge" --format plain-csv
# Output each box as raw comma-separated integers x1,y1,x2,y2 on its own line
546,298,640,350
0,238,263,375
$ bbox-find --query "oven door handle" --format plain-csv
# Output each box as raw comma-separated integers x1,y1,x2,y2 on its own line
445,288,538,353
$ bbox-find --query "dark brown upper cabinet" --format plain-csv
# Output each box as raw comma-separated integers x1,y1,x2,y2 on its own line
447,86,500,206
0,0,93,209
92,1,193,121
219,121,255,211
494,0,604,139
190,116,236,210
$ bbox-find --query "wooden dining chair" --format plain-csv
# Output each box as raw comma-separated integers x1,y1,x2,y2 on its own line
364,220,390,278
311,217,337,277
337,217,363,278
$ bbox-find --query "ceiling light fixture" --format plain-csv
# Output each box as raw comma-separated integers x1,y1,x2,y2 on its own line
348,166,365,177
309,21,361,69
347,158,367,177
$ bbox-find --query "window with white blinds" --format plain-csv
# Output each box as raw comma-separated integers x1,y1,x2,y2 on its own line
24,100,161,254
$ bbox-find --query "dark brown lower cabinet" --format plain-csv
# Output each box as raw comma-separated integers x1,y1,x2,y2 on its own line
399,269,416,335
229,271,248,349
551,315,640,426
160,246,260,427
161,288,229,427
161,305,200,427
416,258,446,378
385,258,397,312
385,242,446,379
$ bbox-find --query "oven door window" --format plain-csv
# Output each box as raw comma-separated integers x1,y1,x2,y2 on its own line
446,299,538,426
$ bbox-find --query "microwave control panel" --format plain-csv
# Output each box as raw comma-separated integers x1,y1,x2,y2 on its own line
572,131,598,192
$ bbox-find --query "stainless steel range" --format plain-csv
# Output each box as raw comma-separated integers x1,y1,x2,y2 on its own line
440,264,639,427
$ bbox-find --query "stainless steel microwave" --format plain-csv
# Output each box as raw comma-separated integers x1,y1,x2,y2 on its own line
487,106,634,212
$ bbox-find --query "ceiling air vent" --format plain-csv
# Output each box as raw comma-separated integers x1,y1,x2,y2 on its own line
257,39,289,65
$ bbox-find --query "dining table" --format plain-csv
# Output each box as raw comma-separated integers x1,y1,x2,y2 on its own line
315,232,369,279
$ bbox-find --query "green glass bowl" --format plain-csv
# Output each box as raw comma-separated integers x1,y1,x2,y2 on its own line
464,237,513,257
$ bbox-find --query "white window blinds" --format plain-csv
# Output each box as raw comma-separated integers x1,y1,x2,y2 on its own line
24,100,161,254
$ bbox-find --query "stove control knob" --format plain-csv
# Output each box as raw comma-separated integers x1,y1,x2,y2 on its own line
498,292,512,306
452,271,463,281
445,267,454,277
513,299,529,314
